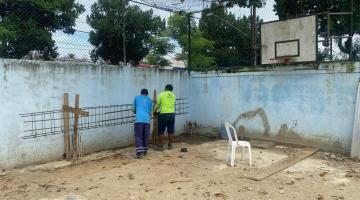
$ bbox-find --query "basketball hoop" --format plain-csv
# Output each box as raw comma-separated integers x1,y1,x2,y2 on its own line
270,57,293,64
261,16,317,65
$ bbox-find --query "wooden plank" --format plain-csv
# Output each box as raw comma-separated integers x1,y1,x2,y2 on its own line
243,148,319,181
151,90,158,144
72,94,80,160
77,110,89,117
351,79,360,158
63,93,71,160
64,106,89,117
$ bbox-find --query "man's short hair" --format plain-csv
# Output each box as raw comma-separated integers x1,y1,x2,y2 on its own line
165,84,173,91
141,88,148,95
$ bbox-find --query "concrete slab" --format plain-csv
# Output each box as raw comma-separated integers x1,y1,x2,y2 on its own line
243,148,319,181
79,150,115,162
40,194,87,200
26,160,72,172
22,149,126,173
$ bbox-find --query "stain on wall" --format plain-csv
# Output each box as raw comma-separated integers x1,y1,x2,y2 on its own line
233,107,270,137
277,123,302,142
238,125,246,139
232,108,302,142
3,64,7,82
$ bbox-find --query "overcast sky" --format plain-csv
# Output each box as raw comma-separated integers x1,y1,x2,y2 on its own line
54,0,278,63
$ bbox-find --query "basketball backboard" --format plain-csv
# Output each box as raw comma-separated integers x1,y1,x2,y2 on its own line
261,15,317,64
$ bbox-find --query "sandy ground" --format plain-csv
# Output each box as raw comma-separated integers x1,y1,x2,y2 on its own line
0,136,360,200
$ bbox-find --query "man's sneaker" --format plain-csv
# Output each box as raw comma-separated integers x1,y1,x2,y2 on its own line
136,154,142,159
167,143,173,150
155,144,164,151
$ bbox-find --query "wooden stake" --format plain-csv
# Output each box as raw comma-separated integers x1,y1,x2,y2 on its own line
63,93,71,160
73,94,80,160
151,90,158,144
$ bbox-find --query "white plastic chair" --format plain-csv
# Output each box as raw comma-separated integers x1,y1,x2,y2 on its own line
224,121,252,167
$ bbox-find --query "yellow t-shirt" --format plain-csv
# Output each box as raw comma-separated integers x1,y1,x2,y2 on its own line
154,91,176,114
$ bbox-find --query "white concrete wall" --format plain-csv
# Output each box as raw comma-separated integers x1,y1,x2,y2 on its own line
0,59,189,168
2,58,360,168
189,62,360,153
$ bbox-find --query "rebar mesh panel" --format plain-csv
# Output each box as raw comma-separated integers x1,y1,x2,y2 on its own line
20,98,189,139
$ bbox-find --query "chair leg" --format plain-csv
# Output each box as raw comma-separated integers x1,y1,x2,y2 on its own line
231,145,236,167
248,145,252,166
226,145,231,164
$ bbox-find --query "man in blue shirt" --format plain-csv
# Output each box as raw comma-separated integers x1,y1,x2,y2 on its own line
133,89,152,158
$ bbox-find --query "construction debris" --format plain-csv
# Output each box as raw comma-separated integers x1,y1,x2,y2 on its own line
127,173,135,180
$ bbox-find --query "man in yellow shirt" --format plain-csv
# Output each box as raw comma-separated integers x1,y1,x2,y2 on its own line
154,84,176,150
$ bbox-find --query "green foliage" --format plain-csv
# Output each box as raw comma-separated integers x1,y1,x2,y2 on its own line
346,62,355,73
354,38,360,59
167,14,196,47
187,31,216,70
68,53,76,59
219,0,266,8
87,0,165,65
318,48,331,61
146,54,171,67
145,37,174,66
167,14,216,70
149,37,175,56
0,0,85,60
274,0,360,58
199,3,258,67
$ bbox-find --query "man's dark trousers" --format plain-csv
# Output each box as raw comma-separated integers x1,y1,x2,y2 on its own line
134,123,150,156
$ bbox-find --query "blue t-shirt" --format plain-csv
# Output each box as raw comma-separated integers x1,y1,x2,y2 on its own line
133,95,152,123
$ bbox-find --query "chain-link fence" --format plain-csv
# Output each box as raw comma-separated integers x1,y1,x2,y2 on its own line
0,0,358,71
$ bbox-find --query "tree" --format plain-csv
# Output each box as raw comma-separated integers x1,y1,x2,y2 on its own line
0,0,85,60
273,0,360,58
167,14,216,70
167,13,197,46
354,39,360,59
68,53,76,59
87,0,165,65
180,30,216,70
145,37,174,66
200,3,258,67
190,31,217,70
218,0,266,8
